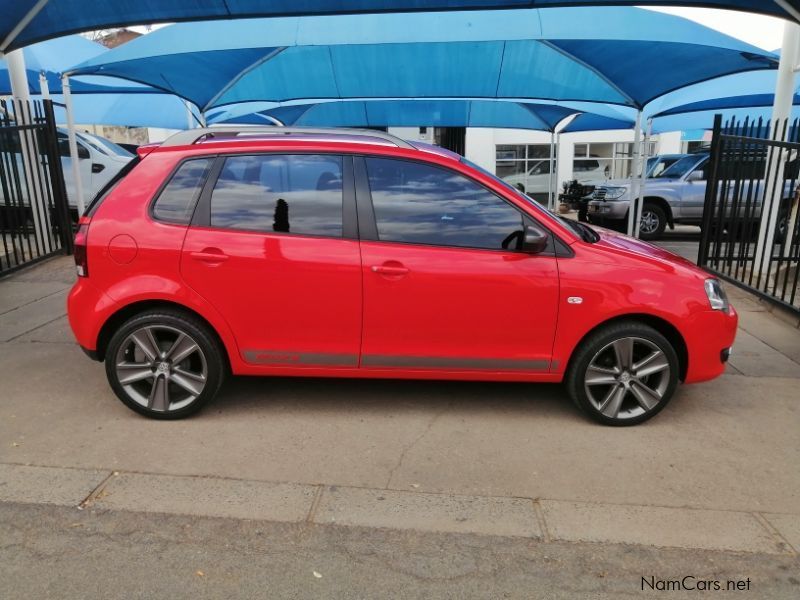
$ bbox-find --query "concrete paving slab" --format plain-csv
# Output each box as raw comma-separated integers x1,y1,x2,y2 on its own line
4,255,76,285
95,472,317,523
727,330,800,378
0,289,67,342
540,500,782,554
1,338,798,515
0,463,107,507
0,282,68,315
762,513,800,553
13,315,74,344
314,486,541,538
738,309,800,365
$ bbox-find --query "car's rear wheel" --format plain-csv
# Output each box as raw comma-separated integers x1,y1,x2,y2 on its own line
105,309,225,419
566,322,679,426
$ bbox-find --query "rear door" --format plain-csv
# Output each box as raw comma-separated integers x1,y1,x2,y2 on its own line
180,152,362,369
356,156,560,373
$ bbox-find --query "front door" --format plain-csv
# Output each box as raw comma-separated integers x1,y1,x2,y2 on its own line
357,156,560,373
180,153,362,368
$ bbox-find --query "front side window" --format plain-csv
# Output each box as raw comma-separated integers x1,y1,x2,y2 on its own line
152,158,212,224
365,157,524,251
210,154,343,237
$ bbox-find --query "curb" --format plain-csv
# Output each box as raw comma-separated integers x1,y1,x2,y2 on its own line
1,463,797,555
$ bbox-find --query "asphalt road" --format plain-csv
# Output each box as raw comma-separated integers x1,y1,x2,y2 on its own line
2,502,798,600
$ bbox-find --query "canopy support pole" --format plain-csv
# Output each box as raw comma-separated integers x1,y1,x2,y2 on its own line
754,20,800,276
61,74,86,215
548,131,556,210
38,72,50,99
8,49,52,254
0,0,50,53
633,118,653,239
774,0,800,23
627,110,643,236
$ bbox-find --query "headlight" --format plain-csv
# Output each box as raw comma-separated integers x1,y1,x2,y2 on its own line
704,278,729,312
602,187,627,200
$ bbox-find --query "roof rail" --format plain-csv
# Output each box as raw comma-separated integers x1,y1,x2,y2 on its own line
161,126,415,149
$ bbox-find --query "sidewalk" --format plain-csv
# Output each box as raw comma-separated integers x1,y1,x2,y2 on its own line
1,255,798,561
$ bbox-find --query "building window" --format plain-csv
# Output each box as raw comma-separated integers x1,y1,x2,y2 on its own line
495,144,556,204
571,141,656,182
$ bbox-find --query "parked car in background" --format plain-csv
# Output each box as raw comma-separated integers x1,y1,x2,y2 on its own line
56,129,135,215
586,152,795,240
568,154,689,221
503,157,607,204
68,127,737,426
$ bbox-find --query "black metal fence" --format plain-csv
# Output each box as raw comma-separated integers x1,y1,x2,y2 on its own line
699,114,800,314
0,98,72,276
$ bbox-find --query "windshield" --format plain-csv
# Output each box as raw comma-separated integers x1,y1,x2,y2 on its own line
77,132,134,158
656,155,706,179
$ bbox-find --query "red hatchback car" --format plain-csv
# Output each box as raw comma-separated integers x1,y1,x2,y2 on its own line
67,127,737,425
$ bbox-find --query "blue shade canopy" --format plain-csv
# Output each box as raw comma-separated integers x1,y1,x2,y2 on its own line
210,99,593,131
0,34,170,95
1,1,797,52
47,92,191,129
66,7,778,112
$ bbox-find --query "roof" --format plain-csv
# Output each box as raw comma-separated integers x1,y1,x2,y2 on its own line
161,126,418,151
65,8,778,111
2,1,797,52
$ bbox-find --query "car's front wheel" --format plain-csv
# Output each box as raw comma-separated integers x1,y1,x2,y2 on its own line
105,309,226,419
638,203,667,240
566,321,679,426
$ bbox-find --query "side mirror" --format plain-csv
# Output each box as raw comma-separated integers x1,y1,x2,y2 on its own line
687,170,704,182
522,225,549,254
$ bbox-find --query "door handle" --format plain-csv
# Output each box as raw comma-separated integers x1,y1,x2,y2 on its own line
189,248,228,263
371,263,409,276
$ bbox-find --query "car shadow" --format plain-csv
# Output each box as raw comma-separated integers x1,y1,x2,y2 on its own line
208,375,578,421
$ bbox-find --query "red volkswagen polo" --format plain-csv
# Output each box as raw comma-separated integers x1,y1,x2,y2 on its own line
67,127,737,425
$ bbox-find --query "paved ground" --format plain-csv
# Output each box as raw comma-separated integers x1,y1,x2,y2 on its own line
1,250,798,598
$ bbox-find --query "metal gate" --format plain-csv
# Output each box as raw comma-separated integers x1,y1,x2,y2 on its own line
699,114,800,314
0,98,72,276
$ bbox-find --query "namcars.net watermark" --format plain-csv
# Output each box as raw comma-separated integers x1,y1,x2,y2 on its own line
642,576,752,592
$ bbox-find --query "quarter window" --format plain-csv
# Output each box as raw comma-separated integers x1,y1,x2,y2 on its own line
152,158,212,224
209,154,343,237
365,157,524,251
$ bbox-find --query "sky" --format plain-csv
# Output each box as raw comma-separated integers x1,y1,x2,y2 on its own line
644,7,785,51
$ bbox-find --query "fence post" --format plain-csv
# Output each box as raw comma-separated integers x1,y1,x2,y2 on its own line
42,99,73,254
698,114,724,267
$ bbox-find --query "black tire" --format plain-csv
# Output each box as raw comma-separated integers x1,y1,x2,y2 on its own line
565,321,680,426
104,309,226,419
638,202,667,240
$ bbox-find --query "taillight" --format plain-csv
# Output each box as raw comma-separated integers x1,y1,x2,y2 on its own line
74,217,90,277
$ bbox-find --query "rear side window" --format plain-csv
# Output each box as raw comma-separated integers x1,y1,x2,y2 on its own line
365,157,524,250
209,154,343,237
152,158,212,224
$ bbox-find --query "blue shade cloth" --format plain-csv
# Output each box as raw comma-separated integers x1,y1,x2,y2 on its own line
2,1,797,52
66,7,778,111
47,92,191,129
0,34,170,95
211,99,596,131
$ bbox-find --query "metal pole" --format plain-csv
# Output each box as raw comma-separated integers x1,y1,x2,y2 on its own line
8,49,52,253
634,118,653,238
548,131,555,210
754,21,800,276
38,72,50,100
61,74,85,215
627,110,643,236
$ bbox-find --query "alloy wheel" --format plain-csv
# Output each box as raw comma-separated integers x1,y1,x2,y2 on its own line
583,337,671,421
639,210,660,235
114,325,208,413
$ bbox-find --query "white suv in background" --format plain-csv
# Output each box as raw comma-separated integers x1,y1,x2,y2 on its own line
56,130,134,214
